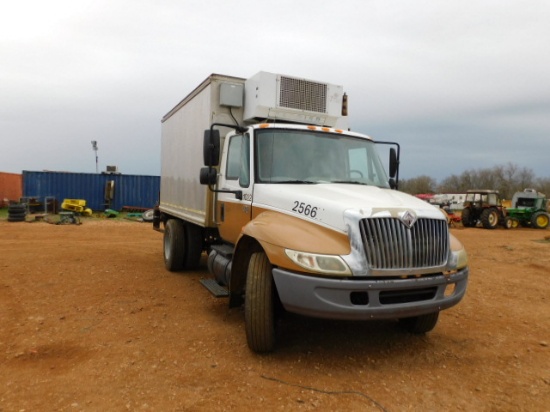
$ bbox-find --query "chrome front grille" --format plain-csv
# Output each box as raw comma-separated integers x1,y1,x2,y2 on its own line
359,218,449,270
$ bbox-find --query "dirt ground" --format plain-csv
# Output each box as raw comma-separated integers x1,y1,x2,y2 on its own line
0,217,548,411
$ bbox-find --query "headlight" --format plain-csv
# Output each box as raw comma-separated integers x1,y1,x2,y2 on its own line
454,247,469,269
285,249,352,276
448,234,468,270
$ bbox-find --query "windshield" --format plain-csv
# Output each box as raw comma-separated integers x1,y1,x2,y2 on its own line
255,129,390,187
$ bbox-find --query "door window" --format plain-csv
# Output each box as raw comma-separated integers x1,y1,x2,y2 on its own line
226,134,250,187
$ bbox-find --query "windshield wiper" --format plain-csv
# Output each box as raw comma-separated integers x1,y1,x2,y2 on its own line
271,179,318,184
330,180,368,185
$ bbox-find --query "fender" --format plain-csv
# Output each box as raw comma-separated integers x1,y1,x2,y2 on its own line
227,210,351,306
241,210,350,271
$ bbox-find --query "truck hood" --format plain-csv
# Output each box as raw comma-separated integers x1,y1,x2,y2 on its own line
252,183,445,233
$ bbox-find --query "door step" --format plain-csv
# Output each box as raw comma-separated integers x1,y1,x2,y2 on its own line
200,278,229,298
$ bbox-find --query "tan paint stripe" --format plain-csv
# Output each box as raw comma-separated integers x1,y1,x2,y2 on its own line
243,207,351,271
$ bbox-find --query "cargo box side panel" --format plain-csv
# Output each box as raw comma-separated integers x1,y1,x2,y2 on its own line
160,83,214,227
160,75,246,227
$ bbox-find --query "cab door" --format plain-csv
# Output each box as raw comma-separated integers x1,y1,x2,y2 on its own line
216,132,253,244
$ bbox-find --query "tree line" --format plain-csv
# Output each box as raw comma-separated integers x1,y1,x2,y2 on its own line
398,163,550,200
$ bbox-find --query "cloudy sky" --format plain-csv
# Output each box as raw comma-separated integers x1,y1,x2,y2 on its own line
1,1,549,180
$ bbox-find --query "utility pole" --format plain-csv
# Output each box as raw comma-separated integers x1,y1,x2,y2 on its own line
91,140,98,173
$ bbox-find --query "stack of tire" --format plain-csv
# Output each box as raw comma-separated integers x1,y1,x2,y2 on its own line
7,203,27,222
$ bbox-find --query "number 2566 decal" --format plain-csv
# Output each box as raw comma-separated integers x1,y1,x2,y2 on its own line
292,201,319,218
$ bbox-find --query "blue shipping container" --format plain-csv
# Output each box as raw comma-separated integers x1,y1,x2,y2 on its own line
23,171,160,211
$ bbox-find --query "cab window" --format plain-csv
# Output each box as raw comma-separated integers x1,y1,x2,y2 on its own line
226,134,250,187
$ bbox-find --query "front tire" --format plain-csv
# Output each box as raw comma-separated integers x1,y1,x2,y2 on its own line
399,312,439,334
245,252,275,353
481,208,499,229
504,216,517,229
461,208,473,227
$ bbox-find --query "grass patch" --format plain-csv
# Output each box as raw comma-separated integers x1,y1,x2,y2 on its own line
0,208,148,223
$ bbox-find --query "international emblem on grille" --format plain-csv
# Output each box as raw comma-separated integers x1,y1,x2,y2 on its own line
400,210,416,228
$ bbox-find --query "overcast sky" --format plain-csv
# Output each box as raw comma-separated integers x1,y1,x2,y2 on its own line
1,1,549,180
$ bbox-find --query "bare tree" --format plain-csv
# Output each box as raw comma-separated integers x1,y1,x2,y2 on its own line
435,163,538,199
535,177,550,197
400,175,437,194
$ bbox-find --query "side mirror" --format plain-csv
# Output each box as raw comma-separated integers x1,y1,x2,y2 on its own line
200,167,217,185
203,129,220,166
389,148,398,178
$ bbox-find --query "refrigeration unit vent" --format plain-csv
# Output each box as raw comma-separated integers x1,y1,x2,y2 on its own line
243,71,344,127
278,76,327,113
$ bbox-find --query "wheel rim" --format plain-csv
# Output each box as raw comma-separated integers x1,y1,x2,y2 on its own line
512,219,519,228
488,211,498,225
164,229,172,260
536,214,549,228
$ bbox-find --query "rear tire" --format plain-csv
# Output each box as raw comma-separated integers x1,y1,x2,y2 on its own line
531,212,550,229
164,219,185,271
245,252,275,353
183,223,203,269
399,312,439,334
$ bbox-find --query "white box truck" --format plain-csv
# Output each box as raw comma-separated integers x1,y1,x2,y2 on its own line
154,71,469,353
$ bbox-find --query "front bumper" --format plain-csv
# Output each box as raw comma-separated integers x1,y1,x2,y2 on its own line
272,267,469,320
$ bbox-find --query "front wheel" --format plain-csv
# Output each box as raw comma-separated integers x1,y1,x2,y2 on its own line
481,208,499,229
504,216,519,229
245,252,275,353
399,312,439,334
461,208,473,227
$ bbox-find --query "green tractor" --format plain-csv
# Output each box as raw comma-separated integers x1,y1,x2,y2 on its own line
461,190,506,229
504,189,550,229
